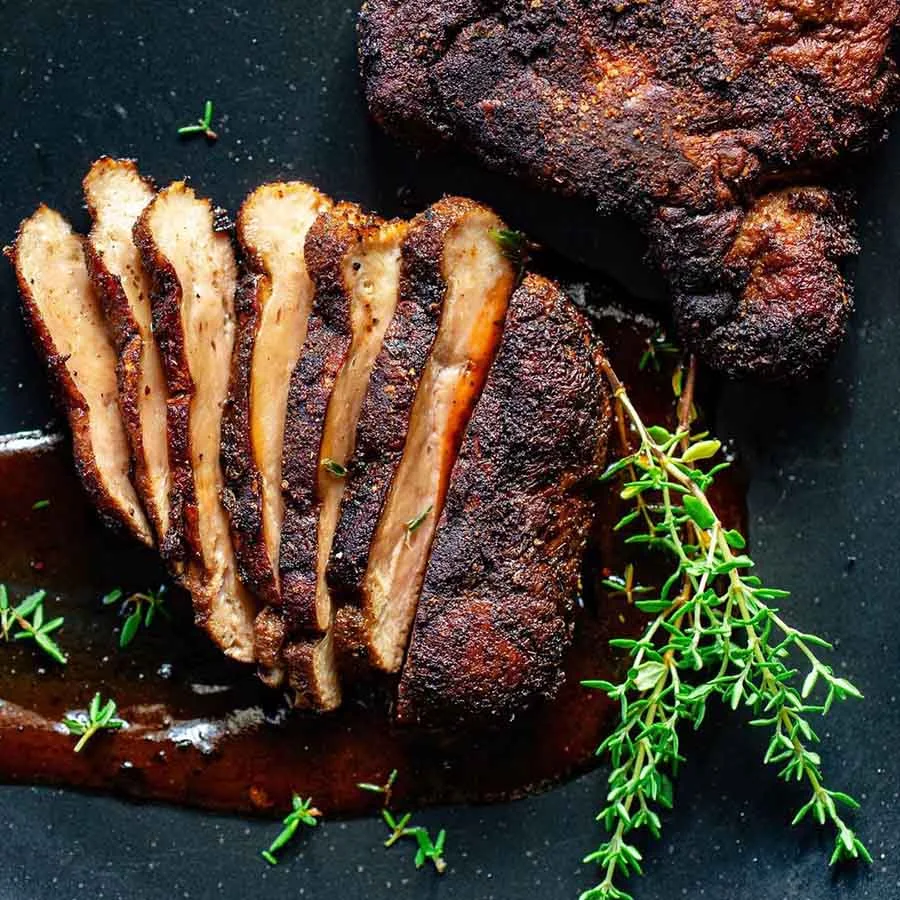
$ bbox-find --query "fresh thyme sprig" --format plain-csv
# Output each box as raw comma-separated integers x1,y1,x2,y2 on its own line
580,360,868,900
102,586,169,648
0,585,66,664
261,794,321,865
63,692,125,753
177,100,218,140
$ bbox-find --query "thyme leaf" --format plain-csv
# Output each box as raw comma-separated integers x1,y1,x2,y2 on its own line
357,768,397,806
489,227,528,278
63,692,125,753
102,585,169,648
177,100,218,140
580,358,868,900
0,585,66,664
261,794,321,865
31,499,50,510
405,505,433,534
322,458,348,478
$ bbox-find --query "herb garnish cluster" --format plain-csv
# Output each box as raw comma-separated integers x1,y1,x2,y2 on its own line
580,358,868,900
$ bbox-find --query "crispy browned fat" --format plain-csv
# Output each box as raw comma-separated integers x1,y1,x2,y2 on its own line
221,182,331,609
273,209,408,709
83,158,171,545
6,206,152,545
135,183,257,662
397,274,610,727
330,197,517,674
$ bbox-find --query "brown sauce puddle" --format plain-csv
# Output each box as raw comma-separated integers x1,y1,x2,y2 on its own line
0,300,745,818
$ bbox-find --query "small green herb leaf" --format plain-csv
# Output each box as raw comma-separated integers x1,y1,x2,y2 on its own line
405,505,433,534
177,100,218,140
31,499,50,511
260,794,321,865
103,586,169,648
63,692,125,752
322,458,347,478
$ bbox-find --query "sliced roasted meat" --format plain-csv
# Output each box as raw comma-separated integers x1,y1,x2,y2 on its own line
330,197,517,674
6,205,152,545
135,183,257,662
272,210,408,707
83,157,171,544
221,182,331,608
397,273,610,727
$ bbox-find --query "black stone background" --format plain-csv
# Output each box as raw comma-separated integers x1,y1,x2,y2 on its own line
0,3,898,899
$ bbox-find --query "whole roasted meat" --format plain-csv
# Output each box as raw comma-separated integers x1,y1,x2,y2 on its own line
359,0,899,379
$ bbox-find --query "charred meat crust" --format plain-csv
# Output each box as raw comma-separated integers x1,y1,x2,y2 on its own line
5,207,153,545
666,187,857,381
220,268,270,595
133,207,194,565
327,197,481,610
359,0,899,378
396,273,611,728
82,158,166,541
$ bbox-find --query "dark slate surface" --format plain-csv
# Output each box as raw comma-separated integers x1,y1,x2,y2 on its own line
0,2,898,899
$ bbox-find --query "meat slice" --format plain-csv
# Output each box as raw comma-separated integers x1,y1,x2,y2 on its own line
6,206,152,545
330,197,517,674
221,182,331,607
83,158,171,545
134,183,257,662
269,209,408,707
397,273,610,728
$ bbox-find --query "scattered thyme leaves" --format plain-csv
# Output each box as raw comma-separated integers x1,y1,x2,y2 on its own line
102,585,169,648
580,360,868,900
322,458,348,478
0,585,66,664
63,692,125,753
31,499,50,511
177,100,218,140
261,794,321,865
359,773,447,874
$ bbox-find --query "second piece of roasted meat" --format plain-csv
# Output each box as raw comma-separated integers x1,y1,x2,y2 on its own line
359,0,899,379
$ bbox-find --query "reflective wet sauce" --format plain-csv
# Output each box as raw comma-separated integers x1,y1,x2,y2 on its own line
0,302,745,817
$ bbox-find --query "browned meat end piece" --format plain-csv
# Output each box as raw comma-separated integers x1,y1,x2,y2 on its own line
273,212,408,708
359,0,899,379
83,158,171,544
331,197,517,674
135,183,257,662
397,273,610,728
221,182,331,609
6,206,152,545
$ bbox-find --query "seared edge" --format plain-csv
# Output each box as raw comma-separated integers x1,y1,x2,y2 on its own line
83,157,168,542
5,205,153,545
133,190,193,565
396,273,611,728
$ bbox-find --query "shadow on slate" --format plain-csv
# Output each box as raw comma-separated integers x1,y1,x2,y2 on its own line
0,2,899,899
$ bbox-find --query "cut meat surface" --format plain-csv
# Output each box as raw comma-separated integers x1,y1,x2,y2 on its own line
135,183,257,662
83,157,170,545
331,197,517,674
6,205,152,544
222,182,331,610
397,273,610,727
275,210,408,708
